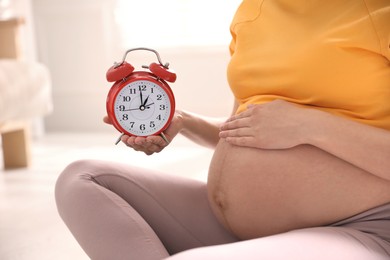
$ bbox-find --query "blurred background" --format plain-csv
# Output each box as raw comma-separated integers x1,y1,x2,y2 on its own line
40,0,241,132
0,0,241,259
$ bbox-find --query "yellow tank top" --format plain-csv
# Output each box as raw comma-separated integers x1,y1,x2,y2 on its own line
227,0,390,130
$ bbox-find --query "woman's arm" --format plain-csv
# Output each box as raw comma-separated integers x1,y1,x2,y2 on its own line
309,108,390,181
219,99,390,181
105,99,238,154
177,110,224,148
178,100,239,148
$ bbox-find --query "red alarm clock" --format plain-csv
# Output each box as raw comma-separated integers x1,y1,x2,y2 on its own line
106,48,176,144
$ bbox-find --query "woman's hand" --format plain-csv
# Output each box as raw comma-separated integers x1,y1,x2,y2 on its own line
103,113,184,155
219,99,317,149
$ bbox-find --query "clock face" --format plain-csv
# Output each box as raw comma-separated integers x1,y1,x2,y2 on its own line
113,80,173,136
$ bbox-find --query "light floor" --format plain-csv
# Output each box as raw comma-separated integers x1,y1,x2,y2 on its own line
0,132,213,260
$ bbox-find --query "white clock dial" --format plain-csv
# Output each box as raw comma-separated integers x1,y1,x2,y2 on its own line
114,80,172,136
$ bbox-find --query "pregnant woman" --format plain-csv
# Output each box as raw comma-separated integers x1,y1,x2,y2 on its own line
55,0,390,259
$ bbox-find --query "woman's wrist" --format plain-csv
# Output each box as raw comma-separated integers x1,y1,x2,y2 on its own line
301,108,332,148
175,110,190,134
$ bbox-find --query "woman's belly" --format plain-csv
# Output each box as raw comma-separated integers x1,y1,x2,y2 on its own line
207,140,390,240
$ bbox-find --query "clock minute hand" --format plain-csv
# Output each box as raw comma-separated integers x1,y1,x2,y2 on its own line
140,90,144,106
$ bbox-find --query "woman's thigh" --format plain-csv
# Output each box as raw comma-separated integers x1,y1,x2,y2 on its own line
167,227,390,260
55,159,237,257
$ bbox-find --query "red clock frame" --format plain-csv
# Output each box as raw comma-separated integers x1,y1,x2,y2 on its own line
106,71,176,137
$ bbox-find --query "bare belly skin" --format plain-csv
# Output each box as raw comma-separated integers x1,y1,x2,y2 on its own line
207,139,390,240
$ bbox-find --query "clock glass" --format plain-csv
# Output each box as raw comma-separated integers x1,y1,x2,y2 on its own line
114,80,172,136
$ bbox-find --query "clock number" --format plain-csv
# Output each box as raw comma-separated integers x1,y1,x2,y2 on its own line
119,105,125,111
156,115,162,120
123,96,131,102
157,94,162,100
160,105,166,110
151,88,154,94
150,121,155,128
140,124,146,131
129,122,135,128
122,114,129,120
139,85,147,91
129,89,136,95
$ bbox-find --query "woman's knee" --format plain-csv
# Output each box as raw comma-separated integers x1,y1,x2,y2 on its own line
55,160,100,212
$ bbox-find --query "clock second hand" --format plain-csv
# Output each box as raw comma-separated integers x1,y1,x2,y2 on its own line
123,108,141,111
123,103,154,112
145,102,154,108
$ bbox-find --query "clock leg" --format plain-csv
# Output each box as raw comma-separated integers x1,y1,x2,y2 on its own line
115,133,125,145
160,132,169,144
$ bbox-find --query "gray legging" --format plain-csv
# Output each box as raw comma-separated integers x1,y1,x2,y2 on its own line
55,160,390,260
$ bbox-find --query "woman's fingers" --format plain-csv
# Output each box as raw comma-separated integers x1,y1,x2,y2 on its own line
121,135,167,155
220,117,251,131
103,116,112,125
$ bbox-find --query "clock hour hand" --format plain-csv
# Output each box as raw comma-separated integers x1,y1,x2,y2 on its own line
139,95,152,111
142,95,150,107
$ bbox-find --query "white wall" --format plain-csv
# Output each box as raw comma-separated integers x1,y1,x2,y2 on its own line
32,0,234,132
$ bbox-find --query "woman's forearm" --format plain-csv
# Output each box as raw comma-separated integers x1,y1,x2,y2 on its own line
177,110,224,149
308,109,390,181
